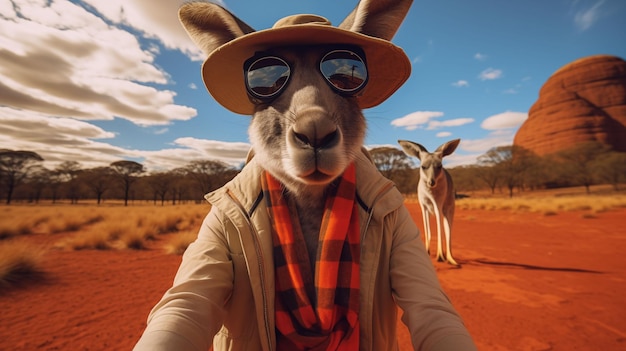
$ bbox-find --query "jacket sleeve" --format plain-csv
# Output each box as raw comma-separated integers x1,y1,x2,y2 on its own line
389,205,478,351
134,207,234,351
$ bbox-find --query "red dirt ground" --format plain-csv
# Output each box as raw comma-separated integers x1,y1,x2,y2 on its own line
1,204,625,350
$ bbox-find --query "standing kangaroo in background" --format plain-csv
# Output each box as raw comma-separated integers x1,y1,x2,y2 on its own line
135,1,477,350
399,139,461,266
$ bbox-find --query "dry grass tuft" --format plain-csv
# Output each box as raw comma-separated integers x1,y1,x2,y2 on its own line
0,221,32,240
43,204,210,251
56,230,112,251
118,230,150,250
163,231,198,255
0,240,46,290
454,193,626,214
3,203,211,252
152,214,184,234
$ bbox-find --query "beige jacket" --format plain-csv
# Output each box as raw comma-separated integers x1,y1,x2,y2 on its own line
134,150,477,351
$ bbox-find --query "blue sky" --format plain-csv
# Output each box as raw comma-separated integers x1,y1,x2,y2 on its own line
1,0,625,171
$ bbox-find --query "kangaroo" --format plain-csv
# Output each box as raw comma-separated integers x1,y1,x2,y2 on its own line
135,1,477,350
178,0,412,268
399,139,461,265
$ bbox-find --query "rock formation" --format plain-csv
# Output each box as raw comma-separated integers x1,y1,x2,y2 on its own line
514,55,626,156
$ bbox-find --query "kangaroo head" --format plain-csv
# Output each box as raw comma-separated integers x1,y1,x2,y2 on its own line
398,139,460,188
179,0,412,200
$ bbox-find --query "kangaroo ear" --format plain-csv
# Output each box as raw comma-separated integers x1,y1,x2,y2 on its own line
340,0,413,40
437,139,461,157
178,2,255,56
398,140,427,160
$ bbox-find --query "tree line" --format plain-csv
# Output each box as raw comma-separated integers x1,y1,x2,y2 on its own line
370,141,626,197
0,149,238,205
1,141,625,205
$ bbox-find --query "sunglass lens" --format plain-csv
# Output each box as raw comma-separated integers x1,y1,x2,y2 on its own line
246,57,290,98
320,50,367,93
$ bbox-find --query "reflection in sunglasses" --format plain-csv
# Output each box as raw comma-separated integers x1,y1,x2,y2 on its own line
322,60,366,91
245,49,367,102
246,57,290,98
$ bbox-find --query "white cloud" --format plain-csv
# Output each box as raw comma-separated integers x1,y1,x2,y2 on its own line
461,134,515,153
441,153,481,168
427,118,475,130
173,138,250,162
474,53,487,61
0,105,250,171
140,139,249,171
81,0,204,60
574,0,604,31
503,88,518,94
479,68,503,80
481,111,528,130
0,0,197,127
436,131,452,138
0,0,257,172
0,106,128,169
452,80,469,87
390,111,444,131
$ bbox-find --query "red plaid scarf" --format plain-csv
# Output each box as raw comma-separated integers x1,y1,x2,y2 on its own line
262,163,360,351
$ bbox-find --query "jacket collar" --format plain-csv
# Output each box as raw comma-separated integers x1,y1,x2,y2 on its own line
206,147,404,217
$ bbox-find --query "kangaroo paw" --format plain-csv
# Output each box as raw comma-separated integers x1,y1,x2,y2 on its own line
447,256,460,266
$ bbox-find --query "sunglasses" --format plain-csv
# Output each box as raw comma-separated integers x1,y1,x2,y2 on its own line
244,47,368,103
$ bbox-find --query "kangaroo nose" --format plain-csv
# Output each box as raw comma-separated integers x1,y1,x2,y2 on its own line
292,115,340,149
293,129,339,149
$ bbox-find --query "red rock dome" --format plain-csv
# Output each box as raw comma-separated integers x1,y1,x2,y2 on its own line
514,55,626,156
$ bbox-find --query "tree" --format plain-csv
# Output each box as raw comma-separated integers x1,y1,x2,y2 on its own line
557,142,611,194
146,172,173,206
594,151,626,191
521,154,552,191
0,150,44,204
369,147,414,178
24,166,51,203
477,145,538,197
502,146,538,197
110,160,145,206
369,146,417,193
169,167,189,205
81,167,114,204
56,161,82,204
476,151,503,194
448,165,483,194
185,160,231,195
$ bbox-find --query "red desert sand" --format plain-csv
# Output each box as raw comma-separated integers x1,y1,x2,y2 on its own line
1,203,625,350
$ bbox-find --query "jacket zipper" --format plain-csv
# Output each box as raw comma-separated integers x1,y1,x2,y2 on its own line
361,182,395,240
226,192,273,351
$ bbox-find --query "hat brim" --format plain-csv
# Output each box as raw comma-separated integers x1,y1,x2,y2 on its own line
201,24,411,115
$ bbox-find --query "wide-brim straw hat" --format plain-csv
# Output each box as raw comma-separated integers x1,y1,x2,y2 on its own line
201,14,411,115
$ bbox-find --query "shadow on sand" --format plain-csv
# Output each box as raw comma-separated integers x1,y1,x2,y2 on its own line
465,258,604,274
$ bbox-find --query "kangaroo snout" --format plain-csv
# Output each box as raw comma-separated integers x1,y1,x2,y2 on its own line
290,112,341,150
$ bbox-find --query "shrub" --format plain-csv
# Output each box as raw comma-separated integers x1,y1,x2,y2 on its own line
56,231,111,251
0,241,46,290
118,229,154,250
0,221,32,240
